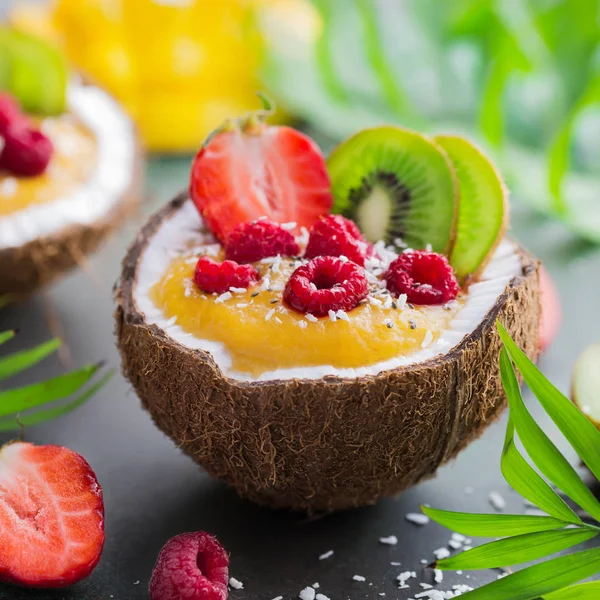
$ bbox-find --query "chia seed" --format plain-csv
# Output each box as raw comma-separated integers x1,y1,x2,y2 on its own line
270,298,279,304
409,320,417,330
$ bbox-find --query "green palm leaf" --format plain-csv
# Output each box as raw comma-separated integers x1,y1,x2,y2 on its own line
543,581,600,599
0,339,61,382
421,507,569,537
434,528,597,570
499,348,600,522
498,322,600,483
456,548,600,600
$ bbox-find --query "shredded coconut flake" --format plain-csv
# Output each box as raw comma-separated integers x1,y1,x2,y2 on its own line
336,309,350,322
379,535,398,545
215,292,232,304
281,221,297,230
315,595,329,600
305,314,318,323
433,547,451,560
229,286,247,294
421,330,434,348
489,490,506,511
328,310,337,322
405,512,430,526
318,550,334,560
299,587,316,600
265,308,275,321
352,575,366,582
229,577,243,590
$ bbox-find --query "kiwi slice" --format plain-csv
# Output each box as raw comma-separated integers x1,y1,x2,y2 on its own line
0,27,67,115
572,343,600,430
327,126,458,253
435,135,508,281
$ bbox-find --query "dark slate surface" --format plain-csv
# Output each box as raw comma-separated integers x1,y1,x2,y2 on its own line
1,154,599,600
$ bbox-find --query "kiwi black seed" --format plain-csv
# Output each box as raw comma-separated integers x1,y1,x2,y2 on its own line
327,126,458,253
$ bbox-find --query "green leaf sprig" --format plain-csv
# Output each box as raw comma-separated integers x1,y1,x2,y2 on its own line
423,321,600,599
0,329,111,431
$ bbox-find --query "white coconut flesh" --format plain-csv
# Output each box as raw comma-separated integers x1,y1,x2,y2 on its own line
0,81,136,250
134,199,522,382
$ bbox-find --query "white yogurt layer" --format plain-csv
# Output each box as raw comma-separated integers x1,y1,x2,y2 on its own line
0,83,136,249
134,199,523,382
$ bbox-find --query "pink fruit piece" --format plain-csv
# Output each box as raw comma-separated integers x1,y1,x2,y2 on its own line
539,265,561,352
149,532,230,600
0,442,104,588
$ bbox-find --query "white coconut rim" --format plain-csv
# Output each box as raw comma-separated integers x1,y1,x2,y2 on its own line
0,81,136,250
133,198,522,382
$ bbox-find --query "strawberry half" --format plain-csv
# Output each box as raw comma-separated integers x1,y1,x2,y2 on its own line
190,111,333,242
0,442,104,588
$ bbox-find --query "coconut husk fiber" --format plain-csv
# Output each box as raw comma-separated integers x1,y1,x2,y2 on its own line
115,194,541,513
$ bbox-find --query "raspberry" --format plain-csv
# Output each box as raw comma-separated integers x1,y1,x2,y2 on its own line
304,214,372,266
0,93,26,135
194,256,259,294
225,219,300,263
0,124,54,177
284,255,369,316
384,250,459,305
149,532,229,600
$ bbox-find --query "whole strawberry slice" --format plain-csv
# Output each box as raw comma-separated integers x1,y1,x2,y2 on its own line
190,102,333,242
0,442,104,588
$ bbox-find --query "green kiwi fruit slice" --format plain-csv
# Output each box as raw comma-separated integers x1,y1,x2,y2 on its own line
327,126,458,254
435,135,508,281
572,343,600,430
0,27,68,115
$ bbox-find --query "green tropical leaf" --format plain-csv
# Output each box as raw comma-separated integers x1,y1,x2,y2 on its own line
0,330,16,346
313,0,348,104
434,527,597,570
499,349,600,522
543,581,600,599
422,506,568,537
502,406,581,524
355,0,415,118
0,371,113,431
548,74,600,215
0,362,102,418
498,322,600,484
0,339,61,382
456,547,600,600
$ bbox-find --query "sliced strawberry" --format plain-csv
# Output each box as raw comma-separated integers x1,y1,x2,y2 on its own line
0,442,104,588
190,121,333,242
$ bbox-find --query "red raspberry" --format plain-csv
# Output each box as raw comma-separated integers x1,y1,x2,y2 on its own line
0,124,54,177
284,255,369,316
384,250,459,305
149,532,229,600
304,214,373,266
0,93,26,134
225,219,300,263
194,256,259,294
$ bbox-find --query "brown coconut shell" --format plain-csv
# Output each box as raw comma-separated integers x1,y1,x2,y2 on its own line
115,193,541,513
0,84,144,297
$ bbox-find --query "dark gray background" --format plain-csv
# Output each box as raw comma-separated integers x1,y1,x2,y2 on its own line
1,155,599,600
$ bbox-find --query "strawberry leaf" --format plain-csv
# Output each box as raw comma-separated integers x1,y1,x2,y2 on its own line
499,348,600,522
434,527,597,570
421,506,568,537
